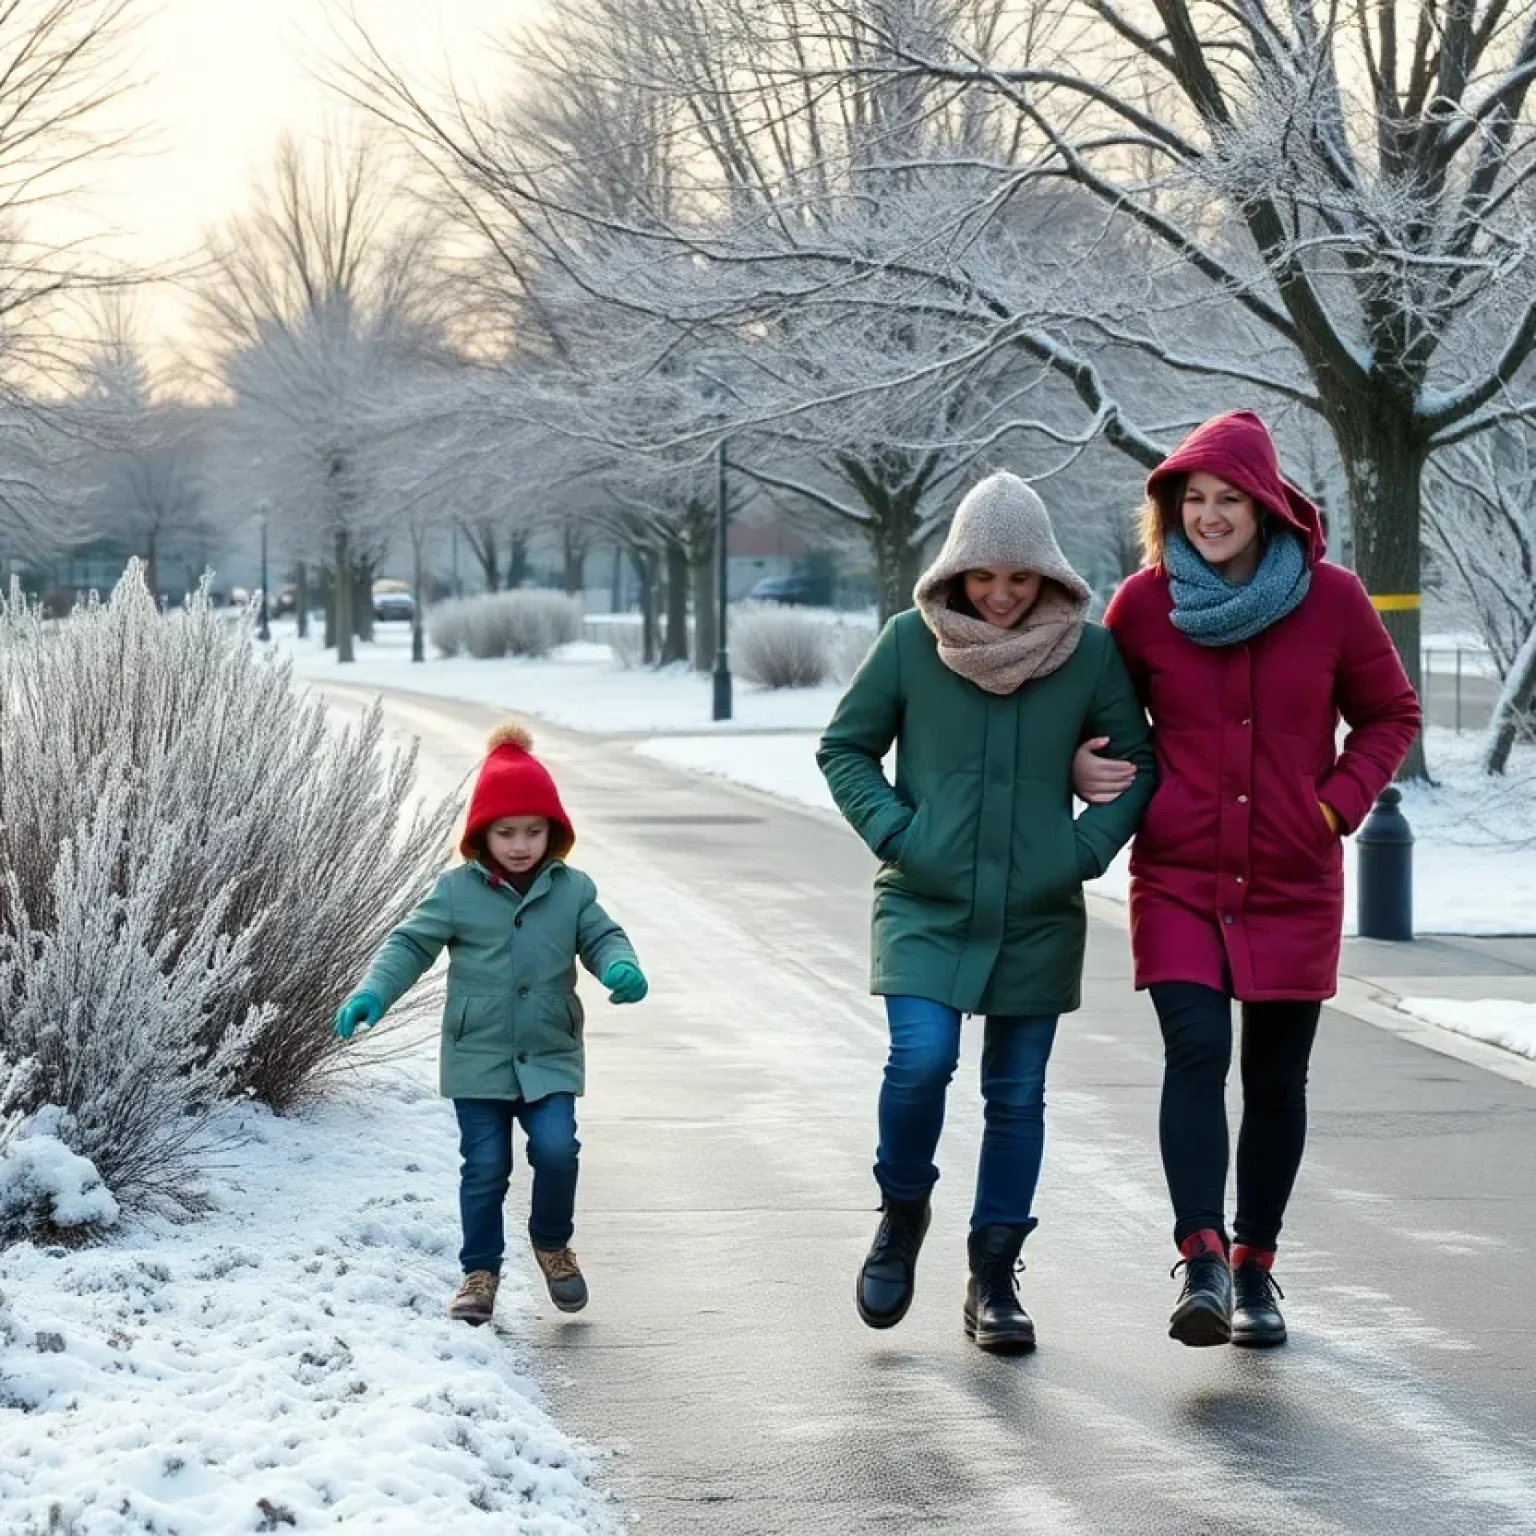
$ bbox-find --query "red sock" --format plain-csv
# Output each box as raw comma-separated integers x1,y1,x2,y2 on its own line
1179,1229,1228,1262
1231,1244,1275,1271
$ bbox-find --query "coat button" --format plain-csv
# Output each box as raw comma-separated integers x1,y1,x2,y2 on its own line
1223,913,1235,926
1234,875,1244,884
517,985,530,997
1237,794,1249,804
1241,718,1251,727
517,1051,529,1063
514,916,523,928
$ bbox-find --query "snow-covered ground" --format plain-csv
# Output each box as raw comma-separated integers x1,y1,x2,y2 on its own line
1398,999,1536,1061
275,619,845,734
0,1025,615,1535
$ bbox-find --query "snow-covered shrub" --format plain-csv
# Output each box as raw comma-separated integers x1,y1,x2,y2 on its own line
605,619,644,670
0,567,458,1219
0,1117,121,1245
732,603,835,688
429,592,582,660
428,600,466,658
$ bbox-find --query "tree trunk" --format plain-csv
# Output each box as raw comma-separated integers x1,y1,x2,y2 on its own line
661,542,690,664
472,532,500,594
322,567,336,650
563,526,586,597
334,534,355,664
1329,400,1428,779
1482,619,1536,774
610,545,623,612
692,553,716,674
506,533,529,591
634,547,658,665
352,566,374,643
295,561,309,639
411,538,426,664
867,491,923,628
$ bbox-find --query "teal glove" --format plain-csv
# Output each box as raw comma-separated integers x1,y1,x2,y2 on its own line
333,992,384,1040
602,962,648,1005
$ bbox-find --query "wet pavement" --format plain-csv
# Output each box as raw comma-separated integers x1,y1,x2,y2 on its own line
338,687,1536,1536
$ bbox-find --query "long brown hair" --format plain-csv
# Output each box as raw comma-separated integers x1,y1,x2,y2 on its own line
1137,474,1185,566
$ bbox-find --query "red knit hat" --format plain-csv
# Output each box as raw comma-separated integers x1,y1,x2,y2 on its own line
460,722,575,860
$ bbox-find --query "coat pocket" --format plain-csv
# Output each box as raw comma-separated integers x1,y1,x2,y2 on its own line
445,993,504,1044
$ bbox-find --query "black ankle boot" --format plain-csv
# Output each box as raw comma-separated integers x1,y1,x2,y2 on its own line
1231,1258,1287,1347
1168,1230,1233,1347
857,1195,931,1329
963,1224,1036,1353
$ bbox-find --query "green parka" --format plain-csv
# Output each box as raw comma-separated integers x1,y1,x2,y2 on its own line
359,859,636,1100
818,610,1156,1016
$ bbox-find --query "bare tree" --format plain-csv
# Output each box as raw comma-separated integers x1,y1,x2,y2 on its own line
199,132,447,662
1427,425,1536,772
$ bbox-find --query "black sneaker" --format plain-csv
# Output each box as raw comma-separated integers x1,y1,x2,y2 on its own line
856,1195,931,1329
1231,1260,1287,1347
1169,1234,1233,1347
963,1225,1037,1353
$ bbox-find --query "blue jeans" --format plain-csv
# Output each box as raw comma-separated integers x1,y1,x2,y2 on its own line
454,1094,580,1273
876,997,1058,1233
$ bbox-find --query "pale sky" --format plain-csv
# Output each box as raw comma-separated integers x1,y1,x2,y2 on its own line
61,0,538,359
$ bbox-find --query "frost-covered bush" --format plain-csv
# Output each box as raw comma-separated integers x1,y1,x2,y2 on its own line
0,567,458,1220
732,604,837,689
429,592,582,660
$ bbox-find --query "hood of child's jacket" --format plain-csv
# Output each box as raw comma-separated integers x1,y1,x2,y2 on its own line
1147,411,1327,565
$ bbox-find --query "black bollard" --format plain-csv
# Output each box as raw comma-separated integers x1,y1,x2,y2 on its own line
1356,787,1413,941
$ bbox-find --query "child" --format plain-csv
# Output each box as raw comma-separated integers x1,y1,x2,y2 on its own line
333,723,647,1325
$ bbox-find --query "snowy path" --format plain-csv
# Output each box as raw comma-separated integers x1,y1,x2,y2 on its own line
331,688,1536,1536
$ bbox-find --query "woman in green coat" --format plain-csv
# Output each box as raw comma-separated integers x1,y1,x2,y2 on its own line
818,472,1155,1351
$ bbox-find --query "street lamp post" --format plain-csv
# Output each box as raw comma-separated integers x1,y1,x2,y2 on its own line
713,439,733,722
257,512,271,643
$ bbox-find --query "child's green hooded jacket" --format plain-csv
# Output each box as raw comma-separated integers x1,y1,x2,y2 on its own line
359,858,636,1100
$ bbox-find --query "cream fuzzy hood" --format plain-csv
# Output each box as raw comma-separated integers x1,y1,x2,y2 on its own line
913,472,1091,695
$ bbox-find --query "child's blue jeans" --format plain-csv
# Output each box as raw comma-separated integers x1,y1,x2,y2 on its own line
876,997,1059,1233
454,1094,579,1272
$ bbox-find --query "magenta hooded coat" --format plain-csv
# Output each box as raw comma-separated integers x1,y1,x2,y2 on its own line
1103,412,1421,1002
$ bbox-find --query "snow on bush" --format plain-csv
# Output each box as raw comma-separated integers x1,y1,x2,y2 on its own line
732,603,837,688
0,567,458,1220
429,591,583,660
0,1117,120,1243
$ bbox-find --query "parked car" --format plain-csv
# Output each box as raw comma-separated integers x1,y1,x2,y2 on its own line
372,580,416,622
747,575,820,606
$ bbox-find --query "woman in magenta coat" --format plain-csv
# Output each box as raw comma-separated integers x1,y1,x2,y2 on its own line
1078,410,1420,1349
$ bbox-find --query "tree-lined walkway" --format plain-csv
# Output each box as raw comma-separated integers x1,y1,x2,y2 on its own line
344,686,1536,1536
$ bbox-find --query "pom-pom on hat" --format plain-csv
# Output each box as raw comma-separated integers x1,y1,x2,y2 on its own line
460,721,575,860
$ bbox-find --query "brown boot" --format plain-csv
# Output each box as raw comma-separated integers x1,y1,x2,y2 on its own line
448,1270,500,1325
533,1246,588,1313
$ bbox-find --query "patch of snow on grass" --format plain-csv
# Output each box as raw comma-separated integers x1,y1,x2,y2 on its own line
1398,998,1536,1061
0,1034,614,1534
274,621,843,735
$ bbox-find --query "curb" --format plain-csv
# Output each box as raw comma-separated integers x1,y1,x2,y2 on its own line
1089,892,1536,1091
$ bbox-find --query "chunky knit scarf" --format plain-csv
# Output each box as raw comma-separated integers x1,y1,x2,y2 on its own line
1165,528,1311,647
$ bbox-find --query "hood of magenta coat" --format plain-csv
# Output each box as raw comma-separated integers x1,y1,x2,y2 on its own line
1147,411,1327,565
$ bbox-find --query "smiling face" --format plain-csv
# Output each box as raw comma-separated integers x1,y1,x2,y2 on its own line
961,565,1044,629
1181,471,1263,580
484,816,551,878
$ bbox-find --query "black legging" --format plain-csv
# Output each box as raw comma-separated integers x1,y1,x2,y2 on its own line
1150,982,1321,1252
